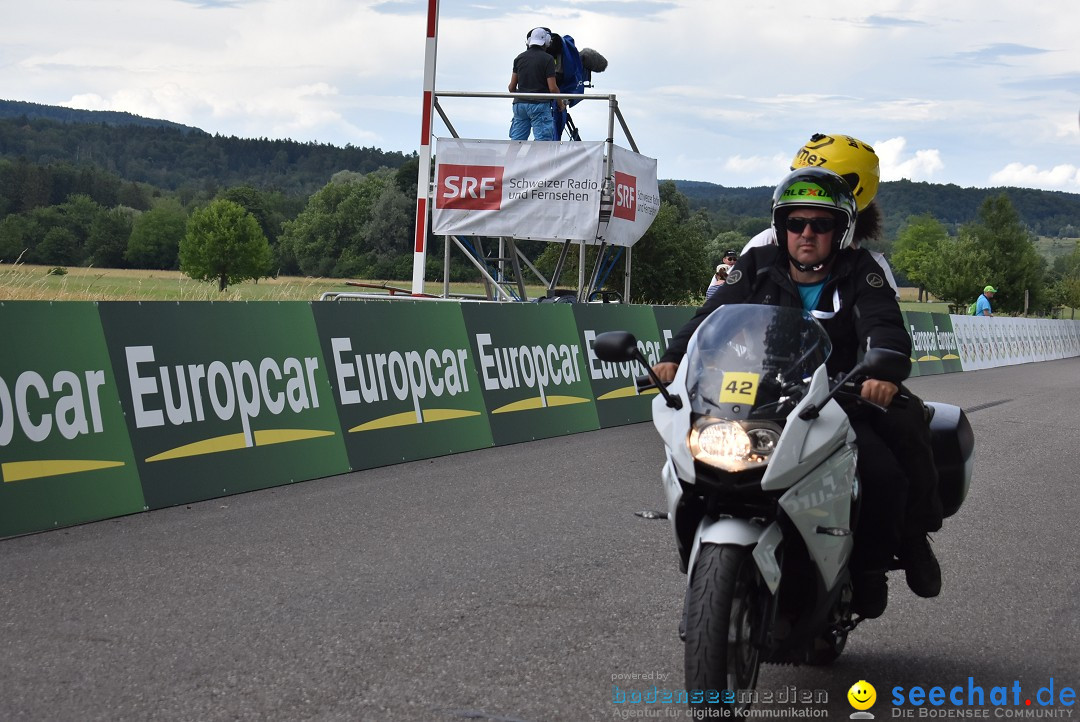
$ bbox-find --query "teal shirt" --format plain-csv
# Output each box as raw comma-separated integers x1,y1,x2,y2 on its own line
797,278,828,313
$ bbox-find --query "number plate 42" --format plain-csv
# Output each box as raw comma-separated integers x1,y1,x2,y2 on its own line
718,371,759,405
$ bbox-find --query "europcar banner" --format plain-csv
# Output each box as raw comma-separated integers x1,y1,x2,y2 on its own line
431,137,605,241
460,302,599,445
312,300,494,470
651,305,698,355
0,303,145,538
573,304,664,426
904,311,962,377
603,144,660,248
97,302,349,509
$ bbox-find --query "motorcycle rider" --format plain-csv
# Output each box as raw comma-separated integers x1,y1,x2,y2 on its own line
652,167,912,618
741,133,944,601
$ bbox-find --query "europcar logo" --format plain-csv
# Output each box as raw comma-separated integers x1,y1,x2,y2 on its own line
436,163,504,211
0,366,124,482
614,171,637,221
582,329,661,400
125,345,334,461
475,333,589,412
329,337,481,430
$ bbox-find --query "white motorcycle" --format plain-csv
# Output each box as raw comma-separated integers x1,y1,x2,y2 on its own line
595,304,973,716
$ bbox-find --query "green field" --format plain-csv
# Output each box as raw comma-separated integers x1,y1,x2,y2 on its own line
0,264,552,302
1035,236,1080,264
0,262,1064,315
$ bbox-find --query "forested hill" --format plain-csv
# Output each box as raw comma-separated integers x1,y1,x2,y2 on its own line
675,179,1080,239
0,100,414,197
2,100,1077,237
0,99,201,133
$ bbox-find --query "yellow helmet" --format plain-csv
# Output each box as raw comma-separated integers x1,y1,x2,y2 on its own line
790,133,879,211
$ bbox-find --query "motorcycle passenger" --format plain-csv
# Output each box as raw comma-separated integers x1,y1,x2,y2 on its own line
652,167,912,618
740,133,944,601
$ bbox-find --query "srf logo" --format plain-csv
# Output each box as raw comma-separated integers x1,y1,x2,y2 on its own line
436,164,504,211
613,171,636,221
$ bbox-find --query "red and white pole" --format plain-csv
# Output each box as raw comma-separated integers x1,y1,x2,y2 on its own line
411,0,440,295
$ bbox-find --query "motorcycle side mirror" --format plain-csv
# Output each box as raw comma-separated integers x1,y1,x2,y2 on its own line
860,347,912,381
798,347,911,421
593,330,638,363
593,331,683,410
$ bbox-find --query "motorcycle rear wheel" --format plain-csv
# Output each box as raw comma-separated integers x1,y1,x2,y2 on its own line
684,543,762,717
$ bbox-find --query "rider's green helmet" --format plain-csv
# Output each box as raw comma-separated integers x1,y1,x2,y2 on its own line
771,167,858,253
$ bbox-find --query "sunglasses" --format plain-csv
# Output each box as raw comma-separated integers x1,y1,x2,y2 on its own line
785,216,837,234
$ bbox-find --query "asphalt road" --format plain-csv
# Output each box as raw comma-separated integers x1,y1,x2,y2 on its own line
2,359,1078,722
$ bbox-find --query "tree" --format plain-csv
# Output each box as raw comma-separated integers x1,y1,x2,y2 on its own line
630,201,709,303
86,207,135,268
923,232,990,309
0,214,34,262
1047,242,1080,315
891,214,950,301
126,200,187,269
179,199,271,291
36,227,81,266
277,168,402,278
962,194,1044,314
705,230,748,267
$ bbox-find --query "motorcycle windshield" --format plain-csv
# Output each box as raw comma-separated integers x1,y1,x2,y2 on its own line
684,304,832,419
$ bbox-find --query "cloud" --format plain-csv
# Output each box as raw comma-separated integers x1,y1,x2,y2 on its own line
989,163,1080,191
946,43,1048,66
174,0,250,8
859,15,927,28
562,0,678,17
1001,73,1080,92
722,153,789,176
874,137,945,181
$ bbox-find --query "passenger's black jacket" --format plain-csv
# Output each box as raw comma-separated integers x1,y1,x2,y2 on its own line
661,245,912,381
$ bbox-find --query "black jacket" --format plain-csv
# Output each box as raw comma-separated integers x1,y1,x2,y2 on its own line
661,245,912,381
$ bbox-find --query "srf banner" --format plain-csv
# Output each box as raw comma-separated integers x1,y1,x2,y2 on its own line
431,138,605,241
604,144,660,248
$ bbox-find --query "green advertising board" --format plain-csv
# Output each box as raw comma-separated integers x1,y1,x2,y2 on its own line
312,300,493,469
904,311,939,376
572,304,663,427
931,313,963,373
651,305,697,357
0,302,145,537
97,302,350,509
460,302,599,445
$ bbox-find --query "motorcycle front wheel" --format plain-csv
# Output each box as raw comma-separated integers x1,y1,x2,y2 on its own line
684,543,763,718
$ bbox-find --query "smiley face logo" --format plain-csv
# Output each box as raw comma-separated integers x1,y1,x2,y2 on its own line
848,680,877,710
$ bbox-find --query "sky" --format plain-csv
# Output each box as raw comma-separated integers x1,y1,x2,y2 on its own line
3,0,1080,193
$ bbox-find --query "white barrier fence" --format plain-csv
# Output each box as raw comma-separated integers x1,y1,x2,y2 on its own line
951,315,1080,372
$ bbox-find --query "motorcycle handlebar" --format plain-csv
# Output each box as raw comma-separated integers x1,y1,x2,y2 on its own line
635,374,657,392
839,380,909,410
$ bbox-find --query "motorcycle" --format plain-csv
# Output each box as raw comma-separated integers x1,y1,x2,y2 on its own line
594,304,974,716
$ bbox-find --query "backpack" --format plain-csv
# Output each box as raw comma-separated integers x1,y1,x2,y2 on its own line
968,300,978,316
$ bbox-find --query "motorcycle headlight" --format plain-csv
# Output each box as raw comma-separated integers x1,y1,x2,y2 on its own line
688,418,781,472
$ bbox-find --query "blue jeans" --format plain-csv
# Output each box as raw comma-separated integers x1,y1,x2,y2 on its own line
509,101,555,141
